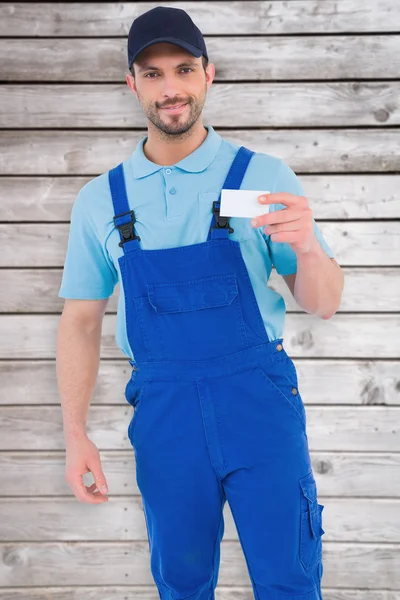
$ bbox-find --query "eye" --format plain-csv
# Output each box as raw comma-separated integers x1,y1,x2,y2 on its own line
144,72,159,78
180,68,193,74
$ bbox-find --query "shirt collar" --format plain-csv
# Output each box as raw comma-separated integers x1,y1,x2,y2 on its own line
130,125,222,179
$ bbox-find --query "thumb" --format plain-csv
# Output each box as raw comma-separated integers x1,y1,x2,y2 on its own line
90,457,108,494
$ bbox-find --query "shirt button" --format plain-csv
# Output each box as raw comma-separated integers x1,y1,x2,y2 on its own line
291,387,298,395
276,343,283,351
169,187,176,195
165,168,172,174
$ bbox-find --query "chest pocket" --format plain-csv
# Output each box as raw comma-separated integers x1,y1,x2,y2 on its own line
133,272,248,361
147,273,238,313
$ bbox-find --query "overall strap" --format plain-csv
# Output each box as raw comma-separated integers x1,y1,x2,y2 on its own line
223,146,255,190
109,163,141,252
209,146,255,239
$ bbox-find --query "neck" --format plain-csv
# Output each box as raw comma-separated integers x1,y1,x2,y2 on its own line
142,120,208,166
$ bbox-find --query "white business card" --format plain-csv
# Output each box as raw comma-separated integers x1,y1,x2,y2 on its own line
220,189,271,219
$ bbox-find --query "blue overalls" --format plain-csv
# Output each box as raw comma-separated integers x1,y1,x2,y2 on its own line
108,146,325,600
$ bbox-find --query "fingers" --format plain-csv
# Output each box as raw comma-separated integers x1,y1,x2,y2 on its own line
68,473,109,504
89,459,109,497
252,208,306,228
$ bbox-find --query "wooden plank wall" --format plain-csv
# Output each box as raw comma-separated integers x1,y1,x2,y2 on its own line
0,1,400,598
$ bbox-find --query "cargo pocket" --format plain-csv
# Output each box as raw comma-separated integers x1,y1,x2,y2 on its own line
299,471,325,570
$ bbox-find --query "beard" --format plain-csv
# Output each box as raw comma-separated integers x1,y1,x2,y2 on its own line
138,84,207,137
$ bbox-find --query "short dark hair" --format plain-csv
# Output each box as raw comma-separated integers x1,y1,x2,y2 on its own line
131,54,209,78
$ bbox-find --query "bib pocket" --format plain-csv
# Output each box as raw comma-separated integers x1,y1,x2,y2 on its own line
299,471,326,570
133,273,248,360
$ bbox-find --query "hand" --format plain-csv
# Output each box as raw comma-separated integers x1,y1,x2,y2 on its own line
251,192,315,255
64,432,109,503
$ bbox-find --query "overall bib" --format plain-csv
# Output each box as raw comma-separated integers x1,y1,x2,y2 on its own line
109,146,325,600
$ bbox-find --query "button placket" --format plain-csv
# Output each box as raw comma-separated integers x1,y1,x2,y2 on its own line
163,168,182,219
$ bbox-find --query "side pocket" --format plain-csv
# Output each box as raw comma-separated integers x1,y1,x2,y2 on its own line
125,371,147,442
257,354,306,429
299,471,326,570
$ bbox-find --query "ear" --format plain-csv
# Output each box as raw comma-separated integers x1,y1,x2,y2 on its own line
126,72,138,98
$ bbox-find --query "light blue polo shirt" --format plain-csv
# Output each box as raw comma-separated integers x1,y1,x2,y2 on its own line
58,125,334,359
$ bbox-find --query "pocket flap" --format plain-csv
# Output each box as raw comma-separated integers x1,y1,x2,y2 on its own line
299,471,318,503
147,274,238,314
309,503,325,539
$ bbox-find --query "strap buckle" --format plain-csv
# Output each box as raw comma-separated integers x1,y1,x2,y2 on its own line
211,201,234,234
113,210,141,247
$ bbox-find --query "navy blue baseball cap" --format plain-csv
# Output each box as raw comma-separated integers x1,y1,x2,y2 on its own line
127,6,208,70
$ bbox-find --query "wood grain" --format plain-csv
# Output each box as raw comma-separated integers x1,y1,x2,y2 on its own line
1,451,399,497
2,36,400,81
1,130,398,174
1,175,399,221
1,2,399,36
2,83,399,128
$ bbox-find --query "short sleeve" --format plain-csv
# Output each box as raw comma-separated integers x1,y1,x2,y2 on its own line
263,160,335,275
58,186,118,299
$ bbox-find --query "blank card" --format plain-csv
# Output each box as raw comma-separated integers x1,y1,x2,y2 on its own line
220,189,271,219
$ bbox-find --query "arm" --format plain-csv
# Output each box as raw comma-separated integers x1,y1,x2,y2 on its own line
282,254,344,320
56,297,110,503
56,297,108,438
255,159,343,319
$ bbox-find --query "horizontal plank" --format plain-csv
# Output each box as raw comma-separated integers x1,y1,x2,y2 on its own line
1,175,400,221
0,588,396,600
1,222,399,267
1,267,399,314
272,267,400,313
1,496,399,543
1,1,399,36
1,130,398,174
0,314,399,359
1,356,400,407
0,540,398,589
2,83,399,128
3,36,400,81
1,405,399,451
1,451,399,497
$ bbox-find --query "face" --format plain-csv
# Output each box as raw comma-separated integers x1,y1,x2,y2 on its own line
126,43,215,136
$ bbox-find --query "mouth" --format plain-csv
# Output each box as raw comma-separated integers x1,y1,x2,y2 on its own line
160,102,188,114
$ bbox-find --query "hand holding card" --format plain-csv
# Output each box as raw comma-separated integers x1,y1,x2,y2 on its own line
220,189,271,219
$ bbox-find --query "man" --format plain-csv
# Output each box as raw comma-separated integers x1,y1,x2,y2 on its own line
56,6,344,600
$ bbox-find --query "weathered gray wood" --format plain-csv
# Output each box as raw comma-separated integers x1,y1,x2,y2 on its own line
0,222,399,267
0,222,399,270
0,314,399,359
1,1,399,36
0,587,396,600
0,540,398,588
1,175,400,221
3,83,399,128
0,588,396,600
1,496,400,543
1,405,399,451
1,355,400,406
1,451,399,497
272,267,400,313
1,267,399,314
1,130,398,174
3,36,400,81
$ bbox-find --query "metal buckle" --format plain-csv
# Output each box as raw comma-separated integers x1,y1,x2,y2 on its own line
113,210,141,246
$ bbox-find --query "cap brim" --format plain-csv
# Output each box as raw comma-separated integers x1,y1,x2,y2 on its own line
129,37,203,68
